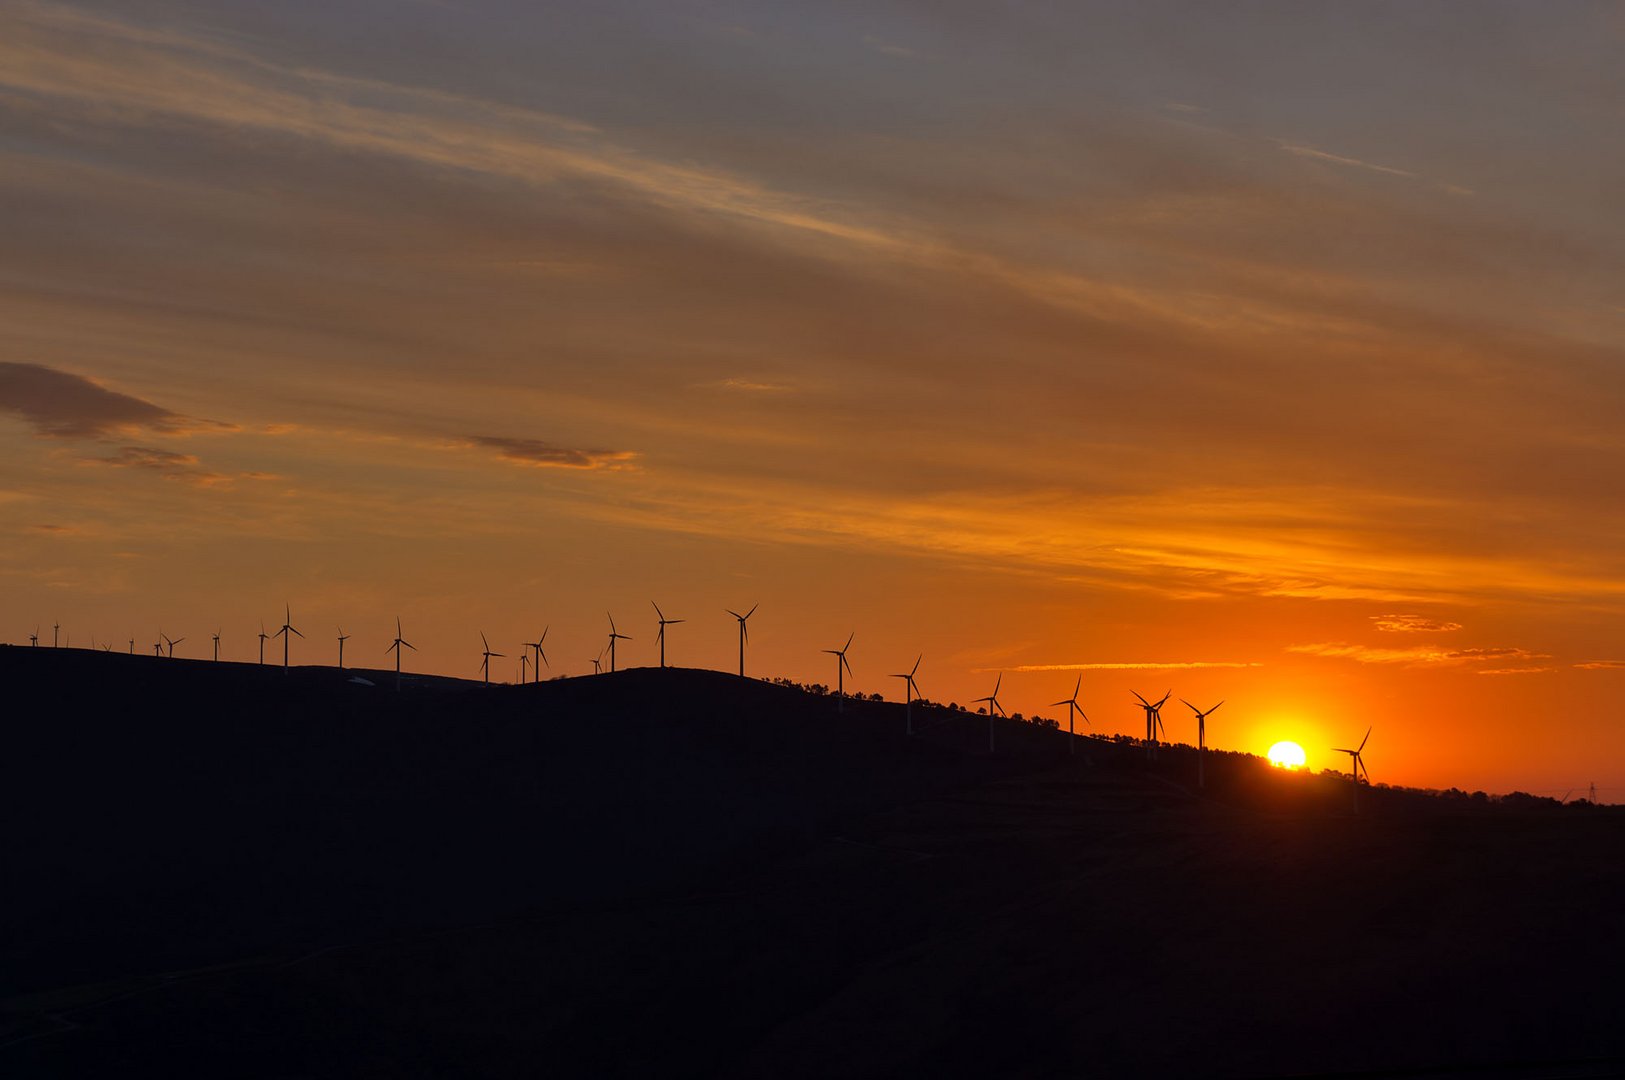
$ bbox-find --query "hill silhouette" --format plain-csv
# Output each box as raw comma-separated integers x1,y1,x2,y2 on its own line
4,646,1624,1077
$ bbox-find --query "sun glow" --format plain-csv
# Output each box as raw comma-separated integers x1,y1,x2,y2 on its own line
1267,741,1307,769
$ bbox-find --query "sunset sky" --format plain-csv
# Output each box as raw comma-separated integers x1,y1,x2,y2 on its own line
3,1,1622,798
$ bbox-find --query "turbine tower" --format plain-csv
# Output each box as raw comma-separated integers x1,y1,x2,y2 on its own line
386,617,415,691
822,632,854,712
526,628,549,684
975,673,1007,754
605,613,632,673
128,637,134,654
53,622,60,648
890,655,922,736
274,605,302,672
1332,727,1372,813
726,604,757,677
520,651,529,684
257,621,269,665
1051,676,1089,755
652,602,684,669
29,627,38,647
211,629,221,662
1132,690,1171,759
479,631,504,686
337,628,349,671
1180,698,1224,788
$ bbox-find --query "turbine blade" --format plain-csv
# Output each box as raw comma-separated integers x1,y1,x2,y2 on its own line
912,655,922,677
843,631,854,651
1132,690,1150,705
1358,726,1372,752
1209,700,1225,714
745,603,758,618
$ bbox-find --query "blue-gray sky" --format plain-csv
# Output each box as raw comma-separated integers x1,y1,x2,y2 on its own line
2,1,1622,794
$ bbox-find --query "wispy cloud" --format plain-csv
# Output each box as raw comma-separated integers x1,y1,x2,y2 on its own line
713,377,797,394
1277,142,1416,178
1477,667,1555,676
1371,614,1462,633
463,435,636,470
0,362,226,438
862,35,916,58
1574,660,1625,670
1288,642,1550,667
82,445,227,486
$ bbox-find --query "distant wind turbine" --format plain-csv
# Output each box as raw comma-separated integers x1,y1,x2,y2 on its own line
890,655,922,735
520,650,529,684
53,622,60,648
822,632,854,712
653,602,684,669
153,635,163,657
526,628,549,683
606,613,631,673
257,621,269,665
128,637,135,654
1180,698,1224,789
1332,727,1372,813
479,631,504,686
274,605,302,672
975,673,1007,753
29,627,38,647
591,646,603,675
386,617,415,691
211,629,221,662
1052,676,1089,755
726,604,757,677
163,633,183,658
1132,690,1171,760
337,628,349,671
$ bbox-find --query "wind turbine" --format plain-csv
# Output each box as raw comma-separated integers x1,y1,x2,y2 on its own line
274,605,302,672
29,627,38,647
386,617,414,691
526,628,549,684
652,602,684,669
153,634,163,657
337,628,349,671
479,631,504,686
520,650,529,684
128,637,134,654
163,633,183,658
1332,727,1372,813
590,645,603,675
890,655,922,735
1132,690,1171,759
257,621,269,665
606,613,631,673
1180,698,1224,789
211,629,221,662
1052,676,1089,755
726,604,757,677
823,632,854,712
975,673,1007,753
53,622,60,648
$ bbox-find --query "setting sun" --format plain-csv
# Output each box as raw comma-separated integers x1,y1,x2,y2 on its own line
1268,741,1307,770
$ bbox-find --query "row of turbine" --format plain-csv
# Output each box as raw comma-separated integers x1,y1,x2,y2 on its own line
22,604,1374,795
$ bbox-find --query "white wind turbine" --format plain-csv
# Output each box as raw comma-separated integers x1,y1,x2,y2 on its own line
1051,676,1089,755
1180,698,1223,789
890,655,922,735
726,604,757,677
976,673,1007,753
525,628,549,684
386,617,415,691
274,605,302,672
479,631,504,686
823,632,854,712
606,613,631,673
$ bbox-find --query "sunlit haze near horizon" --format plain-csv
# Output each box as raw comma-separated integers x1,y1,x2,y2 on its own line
3,1,1622,799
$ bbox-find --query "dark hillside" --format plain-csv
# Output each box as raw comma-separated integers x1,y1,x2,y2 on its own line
5,646,1625,1077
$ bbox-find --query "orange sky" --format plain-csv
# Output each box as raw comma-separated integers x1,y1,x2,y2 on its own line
3,1,1623,799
